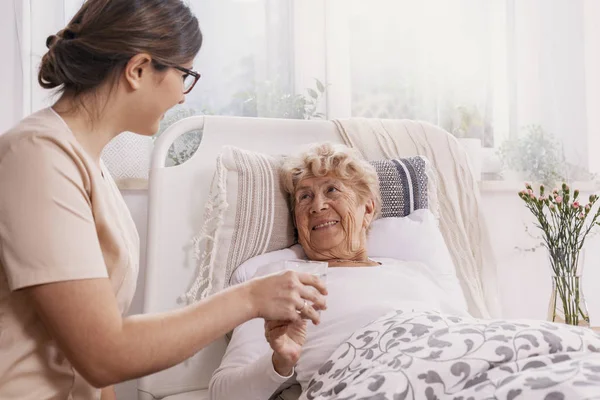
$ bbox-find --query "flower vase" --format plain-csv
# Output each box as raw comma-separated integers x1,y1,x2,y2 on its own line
547,249,590,326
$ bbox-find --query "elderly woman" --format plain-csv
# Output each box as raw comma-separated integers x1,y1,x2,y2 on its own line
209,143,466,400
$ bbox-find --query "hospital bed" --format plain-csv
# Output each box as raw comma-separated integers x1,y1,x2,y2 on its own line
137,115,498,400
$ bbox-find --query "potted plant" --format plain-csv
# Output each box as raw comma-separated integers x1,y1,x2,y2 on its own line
498,125,565,186
225,77,327,120
518,182,599,326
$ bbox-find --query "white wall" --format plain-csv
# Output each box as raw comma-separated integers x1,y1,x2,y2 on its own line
0,0,24,133
119,185,600,399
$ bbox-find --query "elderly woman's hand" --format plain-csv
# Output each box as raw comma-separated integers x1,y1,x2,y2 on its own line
247,270,327,325
265,319,307,376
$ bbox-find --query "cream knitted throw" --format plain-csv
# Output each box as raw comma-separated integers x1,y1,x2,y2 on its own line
333,118,501,319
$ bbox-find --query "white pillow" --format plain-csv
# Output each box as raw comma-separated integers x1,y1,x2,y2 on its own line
231,209,468,313
367,209,468,311
368,208,455,275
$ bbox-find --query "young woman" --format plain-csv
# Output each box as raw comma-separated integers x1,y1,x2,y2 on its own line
0,1,326,399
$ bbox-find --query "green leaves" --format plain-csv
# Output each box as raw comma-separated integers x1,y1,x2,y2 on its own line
498,125,565,186
223,77,328,120
316,79,326,93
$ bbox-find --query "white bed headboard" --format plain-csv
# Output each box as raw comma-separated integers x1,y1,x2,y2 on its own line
138,115,496,399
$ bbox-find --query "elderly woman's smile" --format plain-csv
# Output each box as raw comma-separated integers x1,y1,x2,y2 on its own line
312,220,339,230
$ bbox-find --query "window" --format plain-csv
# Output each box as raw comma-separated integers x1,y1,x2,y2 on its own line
21,0,600,185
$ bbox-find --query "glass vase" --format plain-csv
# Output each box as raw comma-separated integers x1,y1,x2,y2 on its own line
548,275,590,326
547,248,590,326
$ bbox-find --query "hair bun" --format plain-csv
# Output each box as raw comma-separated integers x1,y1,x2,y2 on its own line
46,34,59,49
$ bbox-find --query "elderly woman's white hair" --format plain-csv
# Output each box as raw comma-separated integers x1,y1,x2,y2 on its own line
281,142,381,217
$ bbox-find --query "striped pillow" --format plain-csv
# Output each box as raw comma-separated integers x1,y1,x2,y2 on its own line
185,146,296,302
370,157,429,217
186,148,430,302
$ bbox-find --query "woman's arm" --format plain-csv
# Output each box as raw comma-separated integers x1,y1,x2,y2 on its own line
209,319,294,400
24,270,325,388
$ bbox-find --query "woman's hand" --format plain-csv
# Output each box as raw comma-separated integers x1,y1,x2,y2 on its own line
247,270,327,325
265,319,307,376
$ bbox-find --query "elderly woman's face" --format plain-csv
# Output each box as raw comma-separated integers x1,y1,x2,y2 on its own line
294,175,375,260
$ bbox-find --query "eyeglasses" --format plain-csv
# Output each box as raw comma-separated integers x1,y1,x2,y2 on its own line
172,65,201,94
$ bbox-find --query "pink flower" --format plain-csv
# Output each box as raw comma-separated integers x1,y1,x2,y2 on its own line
573,202,580,209
530,193,536,199
527,189,533,195
549,204,556,210
539,195,547,201
579,213,585,219
586,204,591,211
556,196,563,204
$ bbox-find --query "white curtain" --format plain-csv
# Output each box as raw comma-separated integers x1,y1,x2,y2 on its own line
509,0,594,180
0,1,25,133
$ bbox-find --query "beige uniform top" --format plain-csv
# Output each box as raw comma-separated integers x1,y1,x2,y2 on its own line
0,108,140,399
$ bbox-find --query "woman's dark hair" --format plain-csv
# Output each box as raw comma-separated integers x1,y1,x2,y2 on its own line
38,0,202,97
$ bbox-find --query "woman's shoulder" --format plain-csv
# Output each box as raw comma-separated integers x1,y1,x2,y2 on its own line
0,108,93,190
1,108,74,152
1,108,82,166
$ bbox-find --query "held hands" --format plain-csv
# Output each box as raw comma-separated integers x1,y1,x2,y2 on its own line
248,270,327,325
265,319,307,376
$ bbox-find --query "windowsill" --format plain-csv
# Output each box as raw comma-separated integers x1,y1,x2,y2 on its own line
117,177,600,194
479,180,600,193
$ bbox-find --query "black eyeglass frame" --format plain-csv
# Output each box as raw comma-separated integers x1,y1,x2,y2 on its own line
172,65,201,94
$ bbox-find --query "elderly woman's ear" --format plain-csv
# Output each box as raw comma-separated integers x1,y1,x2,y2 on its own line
362,198,376,230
